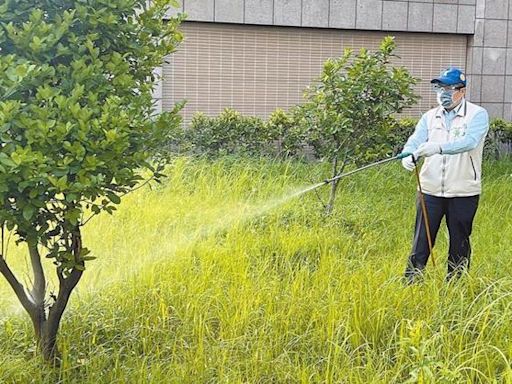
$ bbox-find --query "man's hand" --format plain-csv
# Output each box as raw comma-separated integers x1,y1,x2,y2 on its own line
414,142,442,158
401,156,416,171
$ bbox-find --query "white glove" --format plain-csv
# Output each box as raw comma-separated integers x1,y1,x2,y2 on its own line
401,156,416,172
414,142,442,158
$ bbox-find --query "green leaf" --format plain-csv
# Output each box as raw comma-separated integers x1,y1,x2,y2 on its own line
23,205,35,221
107,192,121,204
0,154,17,168
65,208,81,225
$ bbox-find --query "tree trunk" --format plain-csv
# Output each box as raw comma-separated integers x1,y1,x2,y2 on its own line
325,178,340,215
32,267,82,362
325,155,346,215
39,228,84,362
0,254,59,361
31,309,59,362
40,324,59,362
0,229,84,363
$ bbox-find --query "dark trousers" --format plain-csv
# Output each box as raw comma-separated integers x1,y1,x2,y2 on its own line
404,193,480,282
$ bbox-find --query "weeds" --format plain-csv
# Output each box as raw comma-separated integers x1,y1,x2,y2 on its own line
0,157,511,383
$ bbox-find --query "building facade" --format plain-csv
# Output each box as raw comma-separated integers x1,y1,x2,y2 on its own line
155,0,512,122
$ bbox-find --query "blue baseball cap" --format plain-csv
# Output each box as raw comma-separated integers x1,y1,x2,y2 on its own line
431,67,466,87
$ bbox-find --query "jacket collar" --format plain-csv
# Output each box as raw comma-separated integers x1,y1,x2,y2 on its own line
455,99,467,117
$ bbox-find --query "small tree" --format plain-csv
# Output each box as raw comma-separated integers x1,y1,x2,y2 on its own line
0,0,183,361
299,36,418,213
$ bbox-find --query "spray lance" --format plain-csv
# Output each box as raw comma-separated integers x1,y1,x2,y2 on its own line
320,152,412,185
310,152,436,266
304,152,412,188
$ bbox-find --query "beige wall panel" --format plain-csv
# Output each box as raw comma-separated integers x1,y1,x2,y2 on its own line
163,22,467,122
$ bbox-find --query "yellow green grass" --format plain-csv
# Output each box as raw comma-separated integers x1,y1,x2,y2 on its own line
0,157,511,383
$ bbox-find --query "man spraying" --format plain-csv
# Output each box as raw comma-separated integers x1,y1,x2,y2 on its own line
400,67,489,283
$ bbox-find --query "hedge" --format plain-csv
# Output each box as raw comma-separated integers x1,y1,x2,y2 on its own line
179,108,512,160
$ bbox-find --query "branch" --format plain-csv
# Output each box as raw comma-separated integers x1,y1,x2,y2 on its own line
331,154,339,179
338,156,350,176
47,228,84,332
332,149,351,179
1,222,13,261
333,133,352,156
0,255,35,314
81,174,157,226
71,227,81,265
50,266,83,325
307,176,327,209
28,240,46,306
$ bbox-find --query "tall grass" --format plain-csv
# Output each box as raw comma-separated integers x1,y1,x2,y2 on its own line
0,157,511,383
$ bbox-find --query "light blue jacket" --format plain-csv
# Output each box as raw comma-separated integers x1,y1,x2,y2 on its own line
403,99,489,197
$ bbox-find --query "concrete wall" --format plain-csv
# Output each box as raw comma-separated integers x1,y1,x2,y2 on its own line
165,0,512,118
466,0,512,120
166,0,475,33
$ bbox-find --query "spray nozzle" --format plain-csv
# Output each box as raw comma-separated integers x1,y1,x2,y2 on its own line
396,152,413,159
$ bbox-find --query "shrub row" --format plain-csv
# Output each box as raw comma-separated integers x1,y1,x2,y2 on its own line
180,108,307,158
173,108,511,160
485,118,512,160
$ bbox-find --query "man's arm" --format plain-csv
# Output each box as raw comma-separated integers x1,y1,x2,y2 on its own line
440,109,489,155
402,113,428,153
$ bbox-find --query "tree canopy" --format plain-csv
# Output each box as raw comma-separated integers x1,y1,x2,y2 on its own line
0,0,183,360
